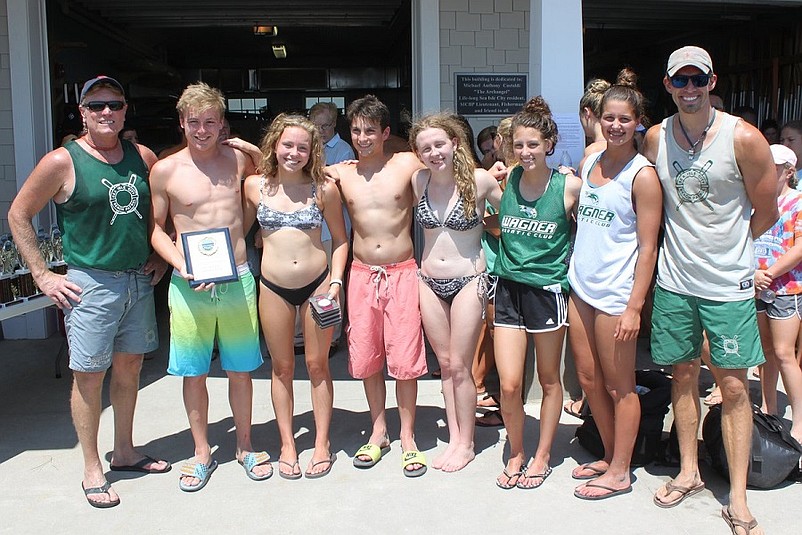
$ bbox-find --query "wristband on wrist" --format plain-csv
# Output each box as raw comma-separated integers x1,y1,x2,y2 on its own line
329,278,343,287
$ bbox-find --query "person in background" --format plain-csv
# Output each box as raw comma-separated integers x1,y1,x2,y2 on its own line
308,101,356,353
781,120,802,185
580,78,612,157
760,119,780,145
477,125,499,170
709,94,725,112
8,75,170,508
732,105,758,127
120,126,139,144
752,143,802,447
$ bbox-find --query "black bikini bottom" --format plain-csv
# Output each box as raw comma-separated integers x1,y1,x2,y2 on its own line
260,268,329,307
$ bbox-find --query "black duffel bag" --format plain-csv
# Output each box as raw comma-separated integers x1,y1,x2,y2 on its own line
703,403,802,489
575,370,672,466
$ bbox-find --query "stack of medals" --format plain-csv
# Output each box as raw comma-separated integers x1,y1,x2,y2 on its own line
309,294,342,329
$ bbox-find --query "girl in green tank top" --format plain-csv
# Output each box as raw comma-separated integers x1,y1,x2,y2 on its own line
492,96,582,491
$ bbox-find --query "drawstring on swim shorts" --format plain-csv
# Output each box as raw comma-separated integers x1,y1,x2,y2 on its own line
370,265,389,301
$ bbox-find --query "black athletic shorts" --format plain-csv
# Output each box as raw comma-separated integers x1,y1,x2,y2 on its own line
493,277,568,333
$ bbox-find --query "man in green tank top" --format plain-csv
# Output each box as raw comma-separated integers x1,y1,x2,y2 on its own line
9,75,170,508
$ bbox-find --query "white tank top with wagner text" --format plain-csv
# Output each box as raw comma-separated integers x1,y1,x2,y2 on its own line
569,151,652,315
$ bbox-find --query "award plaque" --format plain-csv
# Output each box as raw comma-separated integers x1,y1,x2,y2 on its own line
181,228,238,288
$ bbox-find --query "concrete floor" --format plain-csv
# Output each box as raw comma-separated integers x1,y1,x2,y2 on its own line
0,329,798,535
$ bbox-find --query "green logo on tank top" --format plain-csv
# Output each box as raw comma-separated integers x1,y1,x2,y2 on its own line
577,190,615,227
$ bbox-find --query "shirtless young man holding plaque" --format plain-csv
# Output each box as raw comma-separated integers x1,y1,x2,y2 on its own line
150,82,272,491
326,95,428,477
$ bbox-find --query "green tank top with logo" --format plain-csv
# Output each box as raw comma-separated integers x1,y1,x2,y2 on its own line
57,140,151,271
494,165,570,292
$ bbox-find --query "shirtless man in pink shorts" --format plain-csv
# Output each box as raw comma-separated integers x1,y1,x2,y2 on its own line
327,95,428,477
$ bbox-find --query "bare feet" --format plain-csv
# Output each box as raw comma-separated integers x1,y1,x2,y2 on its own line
440,444,475,472
433,443,458,470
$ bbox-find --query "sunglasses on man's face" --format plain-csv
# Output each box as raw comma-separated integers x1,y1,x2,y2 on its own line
669,74,711,89
84,100,125,112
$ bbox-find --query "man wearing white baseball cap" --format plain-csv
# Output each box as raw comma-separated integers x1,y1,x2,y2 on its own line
643,46,777,534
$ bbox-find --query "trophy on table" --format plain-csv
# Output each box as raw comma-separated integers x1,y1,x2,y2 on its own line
0,234,20,304
49,224,67,275
14,232,36,298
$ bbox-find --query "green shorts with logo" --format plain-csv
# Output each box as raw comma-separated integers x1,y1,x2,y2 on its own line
650,285,765,370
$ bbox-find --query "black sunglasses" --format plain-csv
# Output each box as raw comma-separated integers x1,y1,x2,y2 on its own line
84,100,125,112
669,74,711,89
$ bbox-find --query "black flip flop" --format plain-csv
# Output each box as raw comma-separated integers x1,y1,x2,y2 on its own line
110,455,171,474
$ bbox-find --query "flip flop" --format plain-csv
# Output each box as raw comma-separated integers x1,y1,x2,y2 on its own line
305,453,336,479
516,463,552,490
353,443,390,468
496,467,523,490
477,392,500,408
178,459,217,492
563,399,585,419
82,480,120,509
653,480,705,508
571,461,607,480
574,481,633,501
110,455,172,474
239,451,273,481
704,391,723,406
475,410,504,427
278,459,302,480
401,450,427,478
722,506,760,535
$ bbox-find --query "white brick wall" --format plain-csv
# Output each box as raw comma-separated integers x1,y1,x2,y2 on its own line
440,0,529,139
0,0,14,234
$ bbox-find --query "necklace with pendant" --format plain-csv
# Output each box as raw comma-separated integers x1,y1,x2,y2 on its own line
677,109,716,160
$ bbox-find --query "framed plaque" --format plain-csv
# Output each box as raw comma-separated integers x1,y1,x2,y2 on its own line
181,228,238,288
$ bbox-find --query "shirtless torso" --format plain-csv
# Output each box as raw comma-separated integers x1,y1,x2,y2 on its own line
150,138,253,273
329,150,423,265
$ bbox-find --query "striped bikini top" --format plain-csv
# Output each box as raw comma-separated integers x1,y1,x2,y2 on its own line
416,176,480,232
256,176,323,231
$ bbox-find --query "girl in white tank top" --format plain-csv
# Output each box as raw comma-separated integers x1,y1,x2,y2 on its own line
567,71,664,500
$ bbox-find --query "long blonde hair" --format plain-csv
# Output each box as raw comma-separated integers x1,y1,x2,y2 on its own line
408,113,478,217
259,114,325,185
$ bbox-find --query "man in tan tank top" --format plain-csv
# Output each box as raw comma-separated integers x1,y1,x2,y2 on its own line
643,47,777,533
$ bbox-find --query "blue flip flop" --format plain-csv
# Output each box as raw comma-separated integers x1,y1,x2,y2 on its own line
178,459,218,492
239,451,273,481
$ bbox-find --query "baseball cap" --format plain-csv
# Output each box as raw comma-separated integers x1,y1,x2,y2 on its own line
79,75,125,103
770,144,797,168
667,46,713,76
